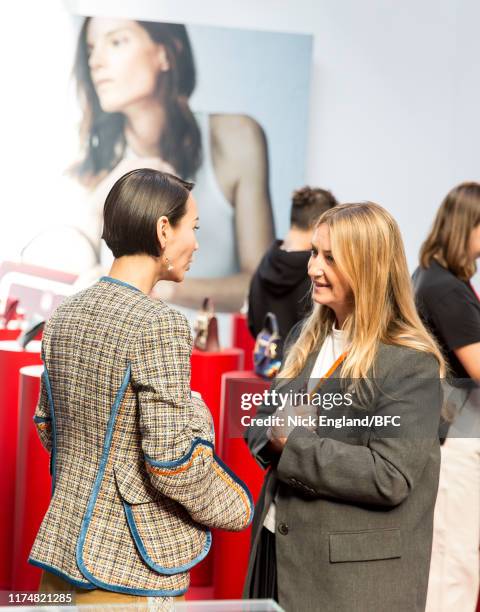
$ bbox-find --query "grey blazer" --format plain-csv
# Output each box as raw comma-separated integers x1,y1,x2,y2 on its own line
244,330,442,612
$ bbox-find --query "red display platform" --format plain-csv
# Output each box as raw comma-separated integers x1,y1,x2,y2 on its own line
190,348,244,449
11,365,50,591
0,341,42,589
214,370,270,600
0,327,21,341
189,348,244,587
231,314,255,371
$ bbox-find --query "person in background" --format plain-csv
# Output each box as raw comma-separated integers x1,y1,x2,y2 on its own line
413,181,480,612
247,186,337,357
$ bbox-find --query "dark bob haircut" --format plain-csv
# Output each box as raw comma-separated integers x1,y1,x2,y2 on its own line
102,168,193,258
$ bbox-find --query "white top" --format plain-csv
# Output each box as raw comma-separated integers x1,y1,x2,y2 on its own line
307,323,346,392
263,324,347,533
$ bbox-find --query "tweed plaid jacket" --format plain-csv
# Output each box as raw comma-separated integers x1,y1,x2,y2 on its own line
29,276,253,596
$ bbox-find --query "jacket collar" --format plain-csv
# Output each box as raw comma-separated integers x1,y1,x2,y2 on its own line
100,276,141,293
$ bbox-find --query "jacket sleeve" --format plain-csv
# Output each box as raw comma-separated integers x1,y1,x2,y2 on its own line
33,345,52,453
276,350,442,507
245,320,303,469
131,308,253,531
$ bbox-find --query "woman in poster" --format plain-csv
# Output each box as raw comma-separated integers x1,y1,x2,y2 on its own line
72,16,274,311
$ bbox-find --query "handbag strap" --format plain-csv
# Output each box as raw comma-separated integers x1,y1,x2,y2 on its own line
308,351,348,399
264,312,280,336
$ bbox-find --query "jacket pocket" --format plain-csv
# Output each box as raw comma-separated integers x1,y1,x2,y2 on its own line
113,461,158,504
329,528,401,563
113,462,211,574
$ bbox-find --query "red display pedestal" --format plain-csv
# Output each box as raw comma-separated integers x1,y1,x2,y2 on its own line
231,314,255,372
214,370,270,600
190,348,244,449
189,348,244,587
11,365,50,591
0,327,21,341
0,341,42,589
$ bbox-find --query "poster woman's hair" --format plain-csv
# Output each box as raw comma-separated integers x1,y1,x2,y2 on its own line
73,18,202,184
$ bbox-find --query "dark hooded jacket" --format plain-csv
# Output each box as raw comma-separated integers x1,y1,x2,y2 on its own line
247,240,311,357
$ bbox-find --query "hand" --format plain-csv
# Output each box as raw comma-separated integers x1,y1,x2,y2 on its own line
267,400,318,452
266,427,287,453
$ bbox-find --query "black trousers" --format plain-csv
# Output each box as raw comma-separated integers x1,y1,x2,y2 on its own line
248,527,278,601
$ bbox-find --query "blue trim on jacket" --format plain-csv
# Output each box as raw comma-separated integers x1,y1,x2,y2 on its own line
211,450,255,528
28,558,95,589
100,276,141,293
123,502,212,574
145,438,254,528
144,437,213,468
42,367,57,497
75,364,188,596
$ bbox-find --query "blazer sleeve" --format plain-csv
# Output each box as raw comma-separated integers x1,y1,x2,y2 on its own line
33,344,52,453
131,308,253,531
276,350,442,507
245,320,304,469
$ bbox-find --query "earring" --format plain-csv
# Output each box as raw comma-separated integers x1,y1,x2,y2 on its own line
164,255,174,271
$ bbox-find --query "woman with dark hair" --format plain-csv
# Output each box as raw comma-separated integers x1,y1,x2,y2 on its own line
413,181,480,612
72,17,274,312
30,168,253,604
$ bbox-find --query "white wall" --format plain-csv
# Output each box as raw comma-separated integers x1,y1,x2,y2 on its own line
68,0,480,278
5,0,480,281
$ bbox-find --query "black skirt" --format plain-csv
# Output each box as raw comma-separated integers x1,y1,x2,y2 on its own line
248,527,278,601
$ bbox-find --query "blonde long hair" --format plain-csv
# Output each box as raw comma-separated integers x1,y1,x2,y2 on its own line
280,202,446,380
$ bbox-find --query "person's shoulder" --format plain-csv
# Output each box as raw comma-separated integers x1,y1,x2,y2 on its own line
210,114,267,155
376,343,440,378
47,284,98,322
210,113,265,135
414,261,463,301
141,297,191,336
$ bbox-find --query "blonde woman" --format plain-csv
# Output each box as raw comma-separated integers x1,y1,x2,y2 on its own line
244,203,445,612
413,182,480,612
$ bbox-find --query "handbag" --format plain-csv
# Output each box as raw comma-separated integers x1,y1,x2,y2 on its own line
253,312,282,379
193,298,220,352
17,316,45,349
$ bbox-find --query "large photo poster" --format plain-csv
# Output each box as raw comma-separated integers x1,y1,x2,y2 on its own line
10,8,313,317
